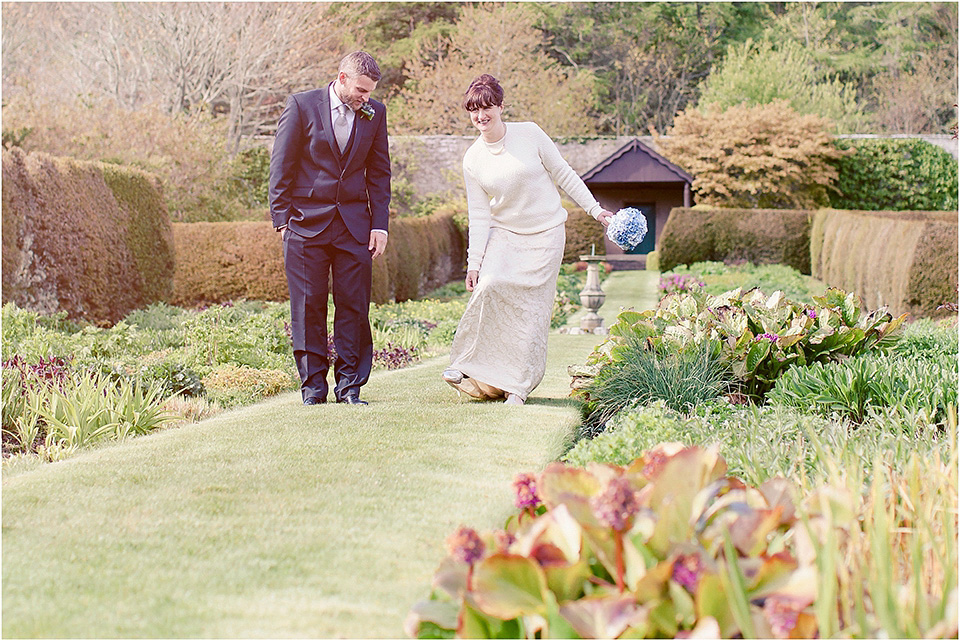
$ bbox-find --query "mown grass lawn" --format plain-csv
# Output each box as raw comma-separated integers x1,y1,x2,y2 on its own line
3,270,653,638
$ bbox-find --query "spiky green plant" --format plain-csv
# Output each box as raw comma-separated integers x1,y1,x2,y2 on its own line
581,340,731,438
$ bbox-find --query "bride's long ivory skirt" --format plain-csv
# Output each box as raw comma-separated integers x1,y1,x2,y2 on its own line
448,224,565,401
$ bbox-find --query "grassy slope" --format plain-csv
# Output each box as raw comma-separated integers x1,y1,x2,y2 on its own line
3,271,657,638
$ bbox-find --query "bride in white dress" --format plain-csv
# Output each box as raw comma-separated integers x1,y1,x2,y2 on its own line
443,74,612,405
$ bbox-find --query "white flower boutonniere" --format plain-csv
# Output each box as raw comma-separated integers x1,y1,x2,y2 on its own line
359,104,375,120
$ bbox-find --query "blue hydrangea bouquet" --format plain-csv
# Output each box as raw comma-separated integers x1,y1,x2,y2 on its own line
606,207,648,251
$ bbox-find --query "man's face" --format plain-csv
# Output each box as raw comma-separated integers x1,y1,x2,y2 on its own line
337,72,377,111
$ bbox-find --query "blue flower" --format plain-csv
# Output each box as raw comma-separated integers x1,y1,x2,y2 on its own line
606,207,648,251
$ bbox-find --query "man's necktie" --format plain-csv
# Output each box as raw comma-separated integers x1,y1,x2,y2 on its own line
334,104,350,154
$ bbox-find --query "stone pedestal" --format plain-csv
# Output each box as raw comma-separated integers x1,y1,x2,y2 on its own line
578,255,606,332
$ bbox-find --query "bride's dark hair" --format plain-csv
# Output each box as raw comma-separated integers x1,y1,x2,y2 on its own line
462,74,504,111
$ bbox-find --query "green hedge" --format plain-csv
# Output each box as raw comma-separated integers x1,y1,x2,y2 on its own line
1,148,174,324
658,207,813,274
811,209,958,318
562,200,606,262
829,138,959,212
173,212,467,307
372,212,466,304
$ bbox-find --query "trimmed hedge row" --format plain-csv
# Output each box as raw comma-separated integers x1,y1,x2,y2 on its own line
829,138,959,212
371,212,466,303
811,209,958,318
562,200,607,263
1,148,174,324
172,212,467,307
658,207,813,274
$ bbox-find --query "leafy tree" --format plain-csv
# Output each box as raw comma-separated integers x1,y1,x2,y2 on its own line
697,38,869,133
353,2,462,99
535,2,772,134
388,3,598,136
656,100,846,208
829,138,959,211
763,2,958,134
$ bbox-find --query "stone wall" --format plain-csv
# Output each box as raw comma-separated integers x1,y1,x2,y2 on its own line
385,133,957,200
389,134,644,200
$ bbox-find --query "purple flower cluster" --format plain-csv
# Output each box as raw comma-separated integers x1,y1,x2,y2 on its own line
806,309,817,319
590,477,639,531
373,343,420,370
324,333,420,370
512,472,540,511
446,525,485,565
756,333,780,342
493,529,515,553
671,553,704,592
658,273,705,296
2,354,72,393
763,596,803,638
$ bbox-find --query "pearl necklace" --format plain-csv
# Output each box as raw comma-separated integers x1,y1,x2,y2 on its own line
482,124,507,155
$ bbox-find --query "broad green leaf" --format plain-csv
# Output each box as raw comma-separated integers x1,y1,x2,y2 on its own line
840,291,861,325
751,562,816,602
514,503,583,564
813,288,847,309
648,598,679,637
407,599,460,634
539,463,602,511
634,558,674,603
668,578,697,627
543,591,581,639
696,573,737,637
473,554,548,619
559,594,643,639
433,557,468,599
544,557,592,603
745,341,770,373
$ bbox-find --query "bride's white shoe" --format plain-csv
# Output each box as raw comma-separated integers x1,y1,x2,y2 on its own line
504,394,524,405
442,368,464,384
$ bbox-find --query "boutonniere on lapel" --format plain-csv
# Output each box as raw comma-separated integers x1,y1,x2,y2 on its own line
359,104,375,120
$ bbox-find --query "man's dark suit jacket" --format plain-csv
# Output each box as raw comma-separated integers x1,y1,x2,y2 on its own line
269,86,390,243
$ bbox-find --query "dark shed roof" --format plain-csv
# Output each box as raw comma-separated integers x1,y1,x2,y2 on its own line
581,139,693,184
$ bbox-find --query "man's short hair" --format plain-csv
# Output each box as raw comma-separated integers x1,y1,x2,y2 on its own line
339,51,382,82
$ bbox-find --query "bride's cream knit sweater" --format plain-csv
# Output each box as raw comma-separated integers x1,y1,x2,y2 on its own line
462,121,603,272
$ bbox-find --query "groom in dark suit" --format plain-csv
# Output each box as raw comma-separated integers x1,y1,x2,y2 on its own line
269,51,391,406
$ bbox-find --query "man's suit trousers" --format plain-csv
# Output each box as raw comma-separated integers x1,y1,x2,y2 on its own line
283,214,373,403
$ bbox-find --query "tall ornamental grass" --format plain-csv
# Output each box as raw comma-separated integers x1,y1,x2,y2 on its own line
580,341,732,438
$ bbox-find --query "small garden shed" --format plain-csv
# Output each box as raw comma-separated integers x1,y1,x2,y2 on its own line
581,139,693,266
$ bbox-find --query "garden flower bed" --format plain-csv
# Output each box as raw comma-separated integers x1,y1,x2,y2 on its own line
1,267,589,465
410,262,959,639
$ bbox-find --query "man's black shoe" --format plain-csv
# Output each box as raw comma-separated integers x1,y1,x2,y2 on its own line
338,394,368,405
303,397,325,405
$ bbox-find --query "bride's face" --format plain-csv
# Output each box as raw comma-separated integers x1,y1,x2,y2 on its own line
469,104,503,136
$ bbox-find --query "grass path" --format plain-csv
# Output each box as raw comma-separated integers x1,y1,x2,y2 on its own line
2,270,659,638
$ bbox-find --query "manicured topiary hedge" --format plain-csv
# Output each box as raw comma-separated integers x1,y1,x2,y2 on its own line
811,209,958,318
659,207,813,274
173,211,467,307
1,148,174,324
829,138,959,212
171,222,289,306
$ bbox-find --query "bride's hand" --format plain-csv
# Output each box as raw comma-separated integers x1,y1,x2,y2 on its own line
597,210,614,227
465,270,479,292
